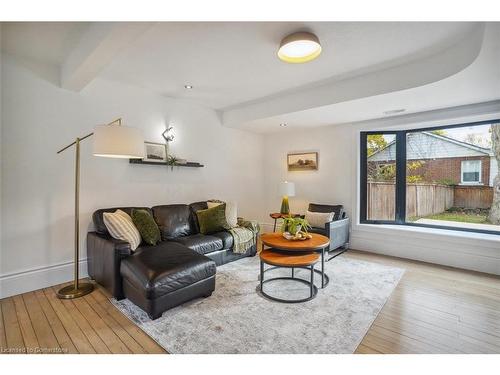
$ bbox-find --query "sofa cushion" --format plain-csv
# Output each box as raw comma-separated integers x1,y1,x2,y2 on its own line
308,203,344,221
189,201,209,233
152,204,194,240
120,242,216,299
211,231,234,249
172,234,224,254
196,204,229,234
131,209,161,246
93,207,152,235
305,210,334,229
208,201,238,228
102,209,142,251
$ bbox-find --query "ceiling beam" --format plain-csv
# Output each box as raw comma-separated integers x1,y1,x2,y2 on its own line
60,22,153,91
222,24,485,128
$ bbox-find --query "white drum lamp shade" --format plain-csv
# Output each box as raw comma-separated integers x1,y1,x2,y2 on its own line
279,181,296,197
93,125,144,159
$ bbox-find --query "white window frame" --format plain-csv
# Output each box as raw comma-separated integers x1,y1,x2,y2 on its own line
460,159,482,185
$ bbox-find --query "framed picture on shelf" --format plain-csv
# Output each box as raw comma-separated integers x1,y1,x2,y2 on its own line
287,152,318,171
143,141,167,163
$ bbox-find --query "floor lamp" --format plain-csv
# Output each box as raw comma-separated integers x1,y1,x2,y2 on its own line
56,118,144,299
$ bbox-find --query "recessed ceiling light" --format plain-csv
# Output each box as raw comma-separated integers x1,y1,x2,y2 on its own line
278,31,322,64
383,109,406,115
184,85,193,89
280,123,287,127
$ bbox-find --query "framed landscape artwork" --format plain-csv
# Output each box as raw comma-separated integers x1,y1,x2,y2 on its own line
144,141,167,163
287,152,318,171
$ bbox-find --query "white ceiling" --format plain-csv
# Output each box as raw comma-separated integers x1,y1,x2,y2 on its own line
1,21,499,133
1,22,89,66
100,22,478,109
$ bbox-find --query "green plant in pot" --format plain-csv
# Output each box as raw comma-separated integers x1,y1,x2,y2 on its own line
166,155,180,171
281,216,311,236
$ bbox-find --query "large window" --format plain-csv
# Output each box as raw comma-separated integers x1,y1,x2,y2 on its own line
360,120,500,235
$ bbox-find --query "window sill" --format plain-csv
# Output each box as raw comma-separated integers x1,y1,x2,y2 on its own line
354,222,500,243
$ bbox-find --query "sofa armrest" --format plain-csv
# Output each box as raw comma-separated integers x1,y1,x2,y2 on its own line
325,217,350,251
87,232,132,299
237,217,260,235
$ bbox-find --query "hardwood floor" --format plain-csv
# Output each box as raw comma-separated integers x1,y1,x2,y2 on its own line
1,250,499,354
350,251,500,354
0,283,165,354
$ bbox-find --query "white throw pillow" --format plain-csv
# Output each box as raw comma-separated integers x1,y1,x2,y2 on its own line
207,200,238,228
103,209,141,250
305,210,334,229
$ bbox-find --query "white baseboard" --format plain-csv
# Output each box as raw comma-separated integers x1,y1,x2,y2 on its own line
0,259,89,299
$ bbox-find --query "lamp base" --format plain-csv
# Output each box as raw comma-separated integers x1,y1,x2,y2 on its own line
280,196,290,215
57,282,94,299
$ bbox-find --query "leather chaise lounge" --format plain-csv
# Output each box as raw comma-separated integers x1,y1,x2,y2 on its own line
87,201,257,319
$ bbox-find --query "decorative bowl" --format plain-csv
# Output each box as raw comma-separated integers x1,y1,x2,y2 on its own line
282,232,310,241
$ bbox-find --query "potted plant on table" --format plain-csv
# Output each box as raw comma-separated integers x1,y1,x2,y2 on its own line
280,215,312,240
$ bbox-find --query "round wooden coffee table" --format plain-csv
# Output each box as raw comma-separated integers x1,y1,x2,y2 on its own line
259,249,319,303
260,232,330,288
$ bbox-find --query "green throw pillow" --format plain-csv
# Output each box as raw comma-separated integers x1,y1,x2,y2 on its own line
196,203,229,235
131,209,161,246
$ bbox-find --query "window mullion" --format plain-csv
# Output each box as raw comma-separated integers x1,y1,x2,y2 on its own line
395,132,407,223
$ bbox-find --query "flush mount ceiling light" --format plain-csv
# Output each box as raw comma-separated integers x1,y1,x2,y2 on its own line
280,123,287,127
184,85,193,89
278,31,322,63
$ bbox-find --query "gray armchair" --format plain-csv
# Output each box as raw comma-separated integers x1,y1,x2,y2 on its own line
306,203,350,260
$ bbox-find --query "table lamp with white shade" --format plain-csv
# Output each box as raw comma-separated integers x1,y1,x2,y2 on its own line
56,118,144,299
279,181,295,215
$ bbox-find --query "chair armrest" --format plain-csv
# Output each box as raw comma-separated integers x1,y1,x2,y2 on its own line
87,232,132,299
325,218,350,250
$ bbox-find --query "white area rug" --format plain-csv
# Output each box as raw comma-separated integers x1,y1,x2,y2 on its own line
112,255,404,353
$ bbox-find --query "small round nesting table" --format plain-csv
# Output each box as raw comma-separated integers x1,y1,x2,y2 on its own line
259,233,330,303
260,232,331,289
259,249,320,303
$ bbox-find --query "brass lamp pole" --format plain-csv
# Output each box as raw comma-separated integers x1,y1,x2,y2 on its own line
56,118,143,299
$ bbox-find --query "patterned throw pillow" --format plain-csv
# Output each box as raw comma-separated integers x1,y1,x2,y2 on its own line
131,209,161,246
196,203,230,234
207,200,238,228
103,209,141,250
304,210,334,229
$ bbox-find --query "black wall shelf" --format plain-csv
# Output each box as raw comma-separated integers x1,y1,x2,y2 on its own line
129,159,204,168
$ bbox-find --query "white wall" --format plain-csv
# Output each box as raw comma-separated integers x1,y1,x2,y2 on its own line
262,102,500,275
0,25,3,279
0,54,265,298
263,124,355,230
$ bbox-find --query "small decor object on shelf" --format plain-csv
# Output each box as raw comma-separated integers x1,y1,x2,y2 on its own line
281,216,312,241
166,155,180,170
287,152,318,171
144,141,167,163
162,125,174,159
